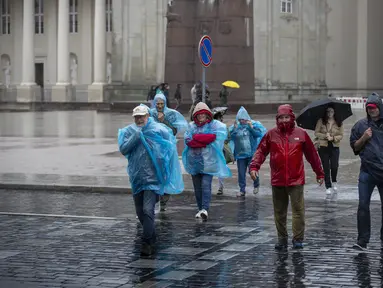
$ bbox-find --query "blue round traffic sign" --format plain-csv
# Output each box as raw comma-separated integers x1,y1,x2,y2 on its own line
198,35,213,67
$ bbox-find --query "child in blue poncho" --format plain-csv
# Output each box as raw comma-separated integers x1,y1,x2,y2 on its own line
183,102,231,220
229,106,267,197
118,105,183,256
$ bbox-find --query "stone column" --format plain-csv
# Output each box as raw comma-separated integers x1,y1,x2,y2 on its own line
52,0,72,102
88,0,107,102
17,0,39,102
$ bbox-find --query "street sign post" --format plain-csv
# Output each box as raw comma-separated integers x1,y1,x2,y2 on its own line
198,35,212,103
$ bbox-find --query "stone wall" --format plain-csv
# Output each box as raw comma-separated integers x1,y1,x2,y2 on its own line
165,0,255,104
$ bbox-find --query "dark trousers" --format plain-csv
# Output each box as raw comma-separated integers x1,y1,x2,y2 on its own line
272,185,305,242
318,143,340,189
237,157,260,193
192,174,213,211
357,171,383,244
133,190,159,244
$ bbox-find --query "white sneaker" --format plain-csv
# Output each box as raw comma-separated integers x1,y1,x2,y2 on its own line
200,209,208,220
154,202,161,214
326,188,332,195
195,210,202,219
332,183,338,192
253,187,259,195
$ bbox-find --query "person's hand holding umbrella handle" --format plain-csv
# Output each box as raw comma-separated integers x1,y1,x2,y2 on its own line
326,132,334,141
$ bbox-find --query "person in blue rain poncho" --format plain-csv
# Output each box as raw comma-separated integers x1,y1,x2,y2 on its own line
183,102,232,220
118,105,183,256
229,106,267,197
149,94,188,211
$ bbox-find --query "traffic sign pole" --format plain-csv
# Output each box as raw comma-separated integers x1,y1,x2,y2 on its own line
202,67,206,103
198,35,212,105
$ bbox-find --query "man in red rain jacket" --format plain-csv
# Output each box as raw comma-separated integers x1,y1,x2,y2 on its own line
249,104,324,250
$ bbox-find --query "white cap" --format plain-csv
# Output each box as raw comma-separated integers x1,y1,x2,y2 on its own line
132,105,149,117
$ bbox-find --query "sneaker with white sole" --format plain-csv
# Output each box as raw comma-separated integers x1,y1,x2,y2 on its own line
332,183,338,192
236,192,246,197
326,188,332,195
253,187,259,195
195,210,202,219
200,209,208,220
154,202,161,214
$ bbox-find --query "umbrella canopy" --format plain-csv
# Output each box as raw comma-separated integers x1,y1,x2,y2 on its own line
296,98,353,130
222,80,240,89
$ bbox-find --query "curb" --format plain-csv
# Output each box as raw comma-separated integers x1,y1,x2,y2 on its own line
0,183,197,195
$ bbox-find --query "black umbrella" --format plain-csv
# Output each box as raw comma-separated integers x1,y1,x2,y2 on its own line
296,98,353,130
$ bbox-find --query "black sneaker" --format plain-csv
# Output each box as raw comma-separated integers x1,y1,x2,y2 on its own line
275,239,288,250
217,189,223,195
292,240,304,249
353,241,367,251
141,242,154,256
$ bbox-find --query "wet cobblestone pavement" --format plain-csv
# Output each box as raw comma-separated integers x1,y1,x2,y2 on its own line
0,189,382,287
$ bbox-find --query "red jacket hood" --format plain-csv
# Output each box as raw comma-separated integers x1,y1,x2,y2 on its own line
276,104,296,132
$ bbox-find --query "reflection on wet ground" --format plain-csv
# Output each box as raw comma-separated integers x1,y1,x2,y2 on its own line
0,190,382,287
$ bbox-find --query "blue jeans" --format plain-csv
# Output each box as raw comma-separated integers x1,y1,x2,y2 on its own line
192,174,213,211
133,190,159,244
237,157,260,193
357,171,383,244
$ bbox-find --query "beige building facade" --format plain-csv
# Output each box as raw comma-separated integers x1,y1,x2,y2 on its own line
0,0,382,104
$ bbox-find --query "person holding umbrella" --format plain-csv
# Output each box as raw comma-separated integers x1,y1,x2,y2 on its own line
314,104,344,196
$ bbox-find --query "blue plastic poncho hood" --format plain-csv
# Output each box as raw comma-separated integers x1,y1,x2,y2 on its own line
118,117,184,195
182,120,232,178
229,106,267,160
149,94,188,134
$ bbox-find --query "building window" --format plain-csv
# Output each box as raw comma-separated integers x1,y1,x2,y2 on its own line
281,0,292,14
1,0,10,35
106,0,112,32
69,0,78,33
35,0,44,34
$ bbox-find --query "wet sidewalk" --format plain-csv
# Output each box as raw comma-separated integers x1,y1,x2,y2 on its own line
0,189,382,287
0,110,379,200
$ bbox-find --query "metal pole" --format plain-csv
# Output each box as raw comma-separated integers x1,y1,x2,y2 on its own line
202,67,206,103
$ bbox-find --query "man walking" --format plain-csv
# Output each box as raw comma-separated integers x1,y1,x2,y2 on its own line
249,104,324,250
118,105,183,255
350,93,383,251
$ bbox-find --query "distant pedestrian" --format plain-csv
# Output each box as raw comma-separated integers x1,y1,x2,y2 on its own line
147,85,157,108
219,85,229,107
183,102,231,220
350,93,383,251
315,104,344,196
174,84,182,110
118,105,183,255
250,104,324,250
